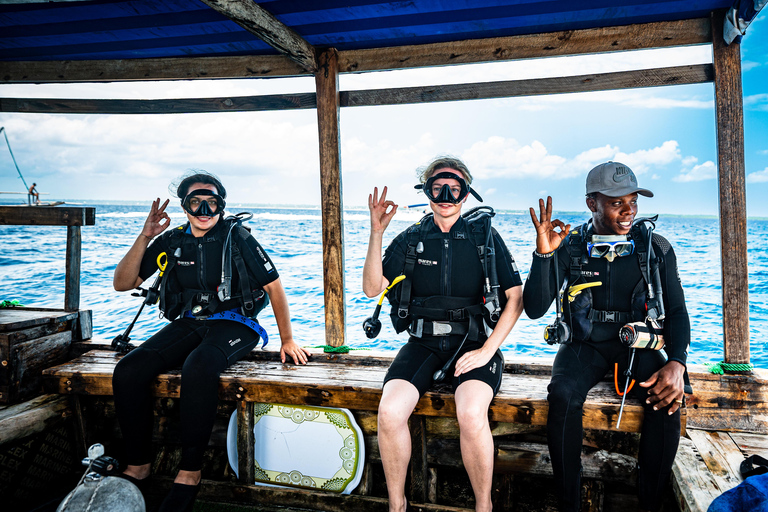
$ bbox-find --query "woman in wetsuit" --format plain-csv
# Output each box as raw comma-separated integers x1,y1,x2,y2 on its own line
363,156,524,512
112,171,309,512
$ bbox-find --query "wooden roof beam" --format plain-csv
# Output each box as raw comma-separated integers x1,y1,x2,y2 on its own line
0,18,710,84
198,0,317,73
0,55,308,84
338,18,712,73
0,64,713,114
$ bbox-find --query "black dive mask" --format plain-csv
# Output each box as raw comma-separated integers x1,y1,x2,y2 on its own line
181,189,226,217
415,171,483,204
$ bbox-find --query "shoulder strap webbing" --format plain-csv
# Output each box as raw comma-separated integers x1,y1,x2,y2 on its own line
397,215,432,319
567,223,588,283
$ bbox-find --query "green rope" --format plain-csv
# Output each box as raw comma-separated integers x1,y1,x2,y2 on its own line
706,361,754,374
309,345,372,354
0,299,23,308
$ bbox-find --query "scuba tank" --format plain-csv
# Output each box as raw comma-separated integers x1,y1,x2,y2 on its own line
57,444,145,512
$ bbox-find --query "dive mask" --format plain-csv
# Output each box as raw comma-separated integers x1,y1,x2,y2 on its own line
415,171,483,204
587,235,635,262
182,189,226,217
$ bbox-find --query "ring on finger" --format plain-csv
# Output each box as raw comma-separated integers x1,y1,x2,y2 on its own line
674,399,684,404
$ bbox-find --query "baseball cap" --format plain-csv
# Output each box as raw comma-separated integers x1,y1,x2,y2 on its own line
585,161,653,198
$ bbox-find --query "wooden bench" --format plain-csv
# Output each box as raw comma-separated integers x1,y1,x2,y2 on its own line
42,349,651,432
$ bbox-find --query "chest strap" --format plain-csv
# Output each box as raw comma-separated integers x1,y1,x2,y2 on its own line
588,309,632,324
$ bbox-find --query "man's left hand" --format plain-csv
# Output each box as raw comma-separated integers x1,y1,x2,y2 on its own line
638,360,686,414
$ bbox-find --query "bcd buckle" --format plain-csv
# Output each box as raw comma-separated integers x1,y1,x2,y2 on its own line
432,321,453,336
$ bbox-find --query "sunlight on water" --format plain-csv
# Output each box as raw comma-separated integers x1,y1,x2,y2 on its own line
1,204,766,367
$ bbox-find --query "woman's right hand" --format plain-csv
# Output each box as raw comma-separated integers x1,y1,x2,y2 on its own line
142,198,171,240
529,196,571,254
368,186,398,234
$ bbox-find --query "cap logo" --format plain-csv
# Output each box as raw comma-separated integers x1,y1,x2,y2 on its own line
612,165,631,183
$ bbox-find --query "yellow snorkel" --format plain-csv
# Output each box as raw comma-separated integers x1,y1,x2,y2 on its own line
363,275,406,339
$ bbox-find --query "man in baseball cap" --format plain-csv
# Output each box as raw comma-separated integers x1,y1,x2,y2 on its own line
523,161,690,512
585,161,653,198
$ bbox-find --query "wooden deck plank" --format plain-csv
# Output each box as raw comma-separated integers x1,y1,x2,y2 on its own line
686,429,744,493
728,431,768,456
672,437,724,512
0,308,79,332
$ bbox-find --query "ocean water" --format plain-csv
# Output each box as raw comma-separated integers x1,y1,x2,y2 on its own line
1,203,766,368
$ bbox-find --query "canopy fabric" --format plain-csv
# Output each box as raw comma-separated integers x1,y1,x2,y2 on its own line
0,0,735,62
724,0,767,43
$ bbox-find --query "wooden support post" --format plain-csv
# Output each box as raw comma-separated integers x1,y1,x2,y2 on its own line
237,401,255,484
409,415,429,503
314,48,346,348
64,225,81,312
711,11,750,366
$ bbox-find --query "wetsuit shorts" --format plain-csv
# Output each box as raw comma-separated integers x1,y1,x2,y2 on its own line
383,336,504,396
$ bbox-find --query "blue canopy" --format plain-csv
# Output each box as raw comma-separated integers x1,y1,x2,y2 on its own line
0,0,742,62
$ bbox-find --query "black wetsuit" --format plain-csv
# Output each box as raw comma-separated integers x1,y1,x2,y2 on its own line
523,230,690,512
382,215,522,395
112,220,278,471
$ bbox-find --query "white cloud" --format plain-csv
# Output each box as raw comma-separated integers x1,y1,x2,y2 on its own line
745,94,768,111
682,155,699,166
742,61,761,72
614,140,681,175
462,137,568,179
747,167,768,183
674,161,717,182
0,111,325,202
461,137,684,181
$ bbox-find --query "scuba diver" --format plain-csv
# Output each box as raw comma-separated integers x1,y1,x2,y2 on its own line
523,162,690,512
112,170,309,512
363,156,524,512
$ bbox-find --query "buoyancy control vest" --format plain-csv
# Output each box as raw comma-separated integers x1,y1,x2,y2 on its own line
562,217,665,343
156,217,269,321
388,206,504,341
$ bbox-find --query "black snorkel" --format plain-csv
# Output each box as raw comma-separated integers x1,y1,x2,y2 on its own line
218,212,254,303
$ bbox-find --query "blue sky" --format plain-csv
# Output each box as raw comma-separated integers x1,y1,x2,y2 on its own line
0,17,766,216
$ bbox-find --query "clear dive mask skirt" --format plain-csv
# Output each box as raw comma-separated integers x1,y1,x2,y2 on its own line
587,235,635,260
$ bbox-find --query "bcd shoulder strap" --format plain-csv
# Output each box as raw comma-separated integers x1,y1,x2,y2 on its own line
397,215,432,320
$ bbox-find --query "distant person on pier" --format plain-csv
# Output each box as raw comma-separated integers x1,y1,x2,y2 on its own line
28,182,39,204
363,156,524,512
112,170,309,512
523,162,690,512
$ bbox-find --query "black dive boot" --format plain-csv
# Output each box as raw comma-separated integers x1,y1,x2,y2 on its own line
157,482,200,512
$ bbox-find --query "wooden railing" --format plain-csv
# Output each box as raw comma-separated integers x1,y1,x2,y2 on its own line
0,206,95,311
